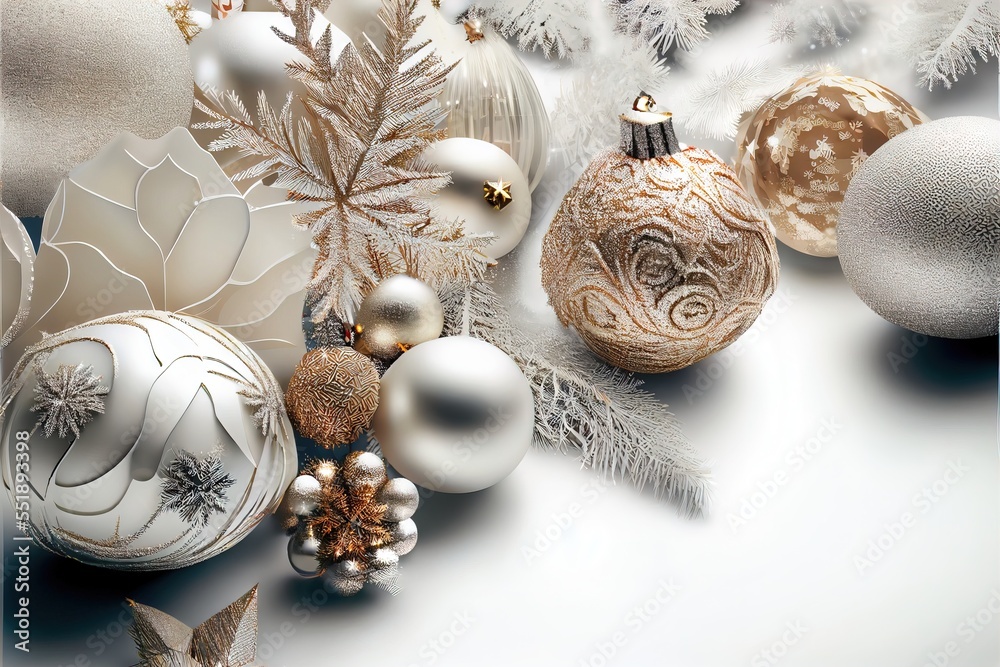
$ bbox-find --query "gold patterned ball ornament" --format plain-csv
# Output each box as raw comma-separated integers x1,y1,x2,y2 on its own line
735,71,926,257
284,347,380,448
284,453,420,595
541,96,780,374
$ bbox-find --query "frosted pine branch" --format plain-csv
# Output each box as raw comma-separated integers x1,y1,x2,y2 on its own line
891,0,1000,90
616,0,739,51
552,25,669,166
437,281,711,516
194,0,491,324
676,59,808,141
475,0,593,59
767,0,867,47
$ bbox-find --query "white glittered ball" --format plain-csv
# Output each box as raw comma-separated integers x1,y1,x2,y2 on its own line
0,311,297,570
839,116,1000,339
373,336,534,493
0,0,194,217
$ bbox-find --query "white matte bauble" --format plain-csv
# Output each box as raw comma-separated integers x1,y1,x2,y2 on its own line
373,336,534,493
414,2,550,192
0,0,194,217
421,138,532,259
0,311,297,570
356,275,445,358
189,8,350,170
839,116,1000,339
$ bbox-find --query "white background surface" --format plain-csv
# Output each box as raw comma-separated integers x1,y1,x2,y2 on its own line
3,1,999,666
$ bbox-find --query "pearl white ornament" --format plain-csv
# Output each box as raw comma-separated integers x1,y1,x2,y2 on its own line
286,475,323,516
1,0,194,217
356,275,445,359
373,336,534,493
421,138,533,259
0,311,297,570
839,116,1000,339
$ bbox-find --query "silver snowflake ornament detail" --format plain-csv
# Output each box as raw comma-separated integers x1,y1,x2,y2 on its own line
30,363,109,439
160,451,236,527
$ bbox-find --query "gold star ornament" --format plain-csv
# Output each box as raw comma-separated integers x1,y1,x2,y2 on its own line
129,586,262,667
483,178,513,211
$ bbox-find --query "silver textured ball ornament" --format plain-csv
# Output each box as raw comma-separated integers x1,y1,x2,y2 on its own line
420,138,533,259
839,116,1000,339
389,519,419,556
355,275,445,359
373,336,535,493
1,0,195,217
0,311,297,570
286,475,323,516
376,478,420,522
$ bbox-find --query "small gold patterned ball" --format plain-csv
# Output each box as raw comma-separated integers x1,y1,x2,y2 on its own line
285,347,380,448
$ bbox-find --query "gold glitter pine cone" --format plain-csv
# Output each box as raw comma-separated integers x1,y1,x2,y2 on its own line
541,97,779,374
284,347,380,448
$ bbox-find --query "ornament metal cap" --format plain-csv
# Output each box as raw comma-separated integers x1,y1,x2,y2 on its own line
620,93,681,160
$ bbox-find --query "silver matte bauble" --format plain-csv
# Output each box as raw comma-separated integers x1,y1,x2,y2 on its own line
839,116,1000,338
286,475,323,516
376,478,420,522
0,311,297,570
373,336,534,493
356,275,445,359
1,0,194,217
288,529,324,577
421,138,532,259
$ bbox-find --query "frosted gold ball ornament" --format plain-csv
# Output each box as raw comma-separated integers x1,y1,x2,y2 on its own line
373,336,534,493
421,138,532,259
735,72,925,257
355,275,445,359
541,97,780,374
0,0,195,217
285,347,381,447
838,116,1000,339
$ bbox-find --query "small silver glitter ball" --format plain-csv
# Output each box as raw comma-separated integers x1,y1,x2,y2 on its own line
372,336,534,493
376,477,420,522
286,475,323,516
341,451,388,488
839,116,1000,338
356,275,444,359
325,559,366,596
288,529,324,577
389,519,418,556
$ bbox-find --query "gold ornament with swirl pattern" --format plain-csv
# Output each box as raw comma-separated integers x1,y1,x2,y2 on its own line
541,96,780,374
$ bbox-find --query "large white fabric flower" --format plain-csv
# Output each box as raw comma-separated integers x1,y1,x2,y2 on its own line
5,128,315,387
